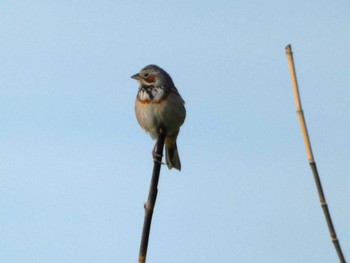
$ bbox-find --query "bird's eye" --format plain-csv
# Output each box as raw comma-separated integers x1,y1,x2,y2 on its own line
143,73,149,78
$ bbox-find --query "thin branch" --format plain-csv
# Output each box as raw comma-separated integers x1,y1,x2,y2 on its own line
285,44,346,263
138,127,166,263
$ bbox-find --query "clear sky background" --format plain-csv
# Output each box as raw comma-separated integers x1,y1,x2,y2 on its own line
1,1,349,262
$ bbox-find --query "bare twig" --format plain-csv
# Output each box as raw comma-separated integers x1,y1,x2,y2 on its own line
285,44,346,263
138,127,166,263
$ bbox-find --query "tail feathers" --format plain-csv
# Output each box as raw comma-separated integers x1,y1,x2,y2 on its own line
165,146,181,171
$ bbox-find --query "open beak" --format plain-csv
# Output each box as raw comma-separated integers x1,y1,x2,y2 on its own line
131,73,140,80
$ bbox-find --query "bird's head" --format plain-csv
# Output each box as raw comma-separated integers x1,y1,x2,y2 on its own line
131,65,174,87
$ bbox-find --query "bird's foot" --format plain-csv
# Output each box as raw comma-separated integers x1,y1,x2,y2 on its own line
153,158,166,166
152,145,165,165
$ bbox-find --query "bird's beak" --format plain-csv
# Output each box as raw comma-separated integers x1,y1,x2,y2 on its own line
131,73,140,80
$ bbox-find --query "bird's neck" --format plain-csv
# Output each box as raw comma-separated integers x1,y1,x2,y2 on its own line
138,85,167,102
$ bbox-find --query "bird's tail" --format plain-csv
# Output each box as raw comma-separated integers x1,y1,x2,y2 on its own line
165,136,181,171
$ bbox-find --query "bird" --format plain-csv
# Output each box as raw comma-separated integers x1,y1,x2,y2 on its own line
131,65,186,171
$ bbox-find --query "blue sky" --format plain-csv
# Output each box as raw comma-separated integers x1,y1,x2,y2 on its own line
1,1,349,262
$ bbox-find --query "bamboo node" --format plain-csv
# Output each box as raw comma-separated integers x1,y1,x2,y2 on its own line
144,201,154,211
320,201,327,206
308,157,314,163
331,236,338,242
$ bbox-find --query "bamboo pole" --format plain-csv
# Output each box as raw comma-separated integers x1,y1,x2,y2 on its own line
285,44,346,263
138,127,166,263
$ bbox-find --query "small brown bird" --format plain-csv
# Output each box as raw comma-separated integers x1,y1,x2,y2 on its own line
131,65,186,170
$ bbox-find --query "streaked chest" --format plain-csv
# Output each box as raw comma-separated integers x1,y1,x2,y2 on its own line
137,85,166,102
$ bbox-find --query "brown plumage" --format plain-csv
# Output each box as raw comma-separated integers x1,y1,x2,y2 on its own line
131,65,186,170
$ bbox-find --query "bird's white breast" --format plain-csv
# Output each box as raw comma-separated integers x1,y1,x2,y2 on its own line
138,86,165,102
